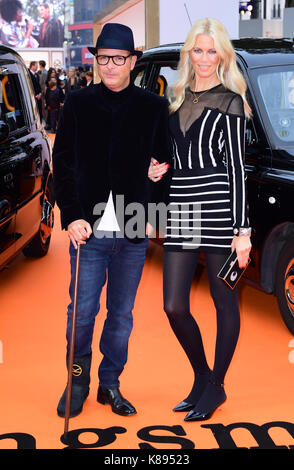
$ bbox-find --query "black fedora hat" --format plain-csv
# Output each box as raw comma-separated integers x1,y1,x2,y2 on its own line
88,23,143,58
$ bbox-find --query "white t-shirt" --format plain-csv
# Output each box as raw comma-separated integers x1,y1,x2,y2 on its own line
96,190,120,231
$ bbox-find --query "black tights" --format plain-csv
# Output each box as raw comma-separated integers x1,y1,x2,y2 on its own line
163,250,240,404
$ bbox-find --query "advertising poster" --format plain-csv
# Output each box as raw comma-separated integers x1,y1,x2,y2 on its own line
0,0,64,49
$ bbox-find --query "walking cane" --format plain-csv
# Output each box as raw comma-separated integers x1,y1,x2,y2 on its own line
64,242,81,437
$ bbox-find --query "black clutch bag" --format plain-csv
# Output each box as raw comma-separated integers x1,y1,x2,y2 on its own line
217,250,250,290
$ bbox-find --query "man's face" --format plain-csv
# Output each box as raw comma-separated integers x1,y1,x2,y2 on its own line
40,6,50,20
96,49,137,92
31,63,38,72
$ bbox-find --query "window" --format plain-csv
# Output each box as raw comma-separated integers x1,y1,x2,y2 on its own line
272,0,281,18
75,0,113,22
278,1,281,17
151,63,179,99
0,73,25,132
285,0,294,7
252,66,294,146
70,29,93,46
132,64,150,89
133,68,145,87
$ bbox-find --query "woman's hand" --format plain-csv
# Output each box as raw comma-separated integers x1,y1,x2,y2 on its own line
67,219,92,249
148,158,169,182
231,235,252,268
25,20,34,38
146,222,155,237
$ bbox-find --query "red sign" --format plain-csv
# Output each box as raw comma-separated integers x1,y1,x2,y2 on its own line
82,47,93,65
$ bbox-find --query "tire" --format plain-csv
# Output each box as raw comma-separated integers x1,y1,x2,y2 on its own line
275,238,294,335
22,180,55,258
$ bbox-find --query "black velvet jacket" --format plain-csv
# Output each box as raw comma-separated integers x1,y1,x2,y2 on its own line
52,81,172,241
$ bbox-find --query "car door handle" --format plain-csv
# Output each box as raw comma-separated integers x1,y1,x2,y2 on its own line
3,172,13,183
0,199,13,222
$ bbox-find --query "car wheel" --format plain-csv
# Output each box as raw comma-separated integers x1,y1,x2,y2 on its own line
275,238,294,335
22,180,55,258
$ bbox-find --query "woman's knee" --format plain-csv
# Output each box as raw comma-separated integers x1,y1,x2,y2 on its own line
164,301,189,321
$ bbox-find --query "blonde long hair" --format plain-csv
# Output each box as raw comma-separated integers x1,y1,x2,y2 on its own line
169,18,251,118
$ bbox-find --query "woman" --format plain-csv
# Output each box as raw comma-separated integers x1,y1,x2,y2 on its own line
44,68,61,130
45,68,61,88
149,18,252,421
65,66,80,94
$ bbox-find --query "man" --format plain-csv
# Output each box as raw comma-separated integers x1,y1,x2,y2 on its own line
85,71,93,87
29,61,42,120
38,60,48,124
38,60,47,91
53,23,171,418
37,3,63,47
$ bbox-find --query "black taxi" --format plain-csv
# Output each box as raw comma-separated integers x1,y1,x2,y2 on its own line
133,38,294,334
0,45,54,270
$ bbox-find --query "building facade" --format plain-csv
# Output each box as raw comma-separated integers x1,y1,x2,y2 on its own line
64,0,294,68
239,0,294,37
91,0,239,52
65,0,114,67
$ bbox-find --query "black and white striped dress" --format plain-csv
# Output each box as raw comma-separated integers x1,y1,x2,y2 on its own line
164,85,249,254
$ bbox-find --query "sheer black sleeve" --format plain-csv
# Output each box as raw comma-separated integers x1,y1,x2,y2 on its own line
222,95,250,230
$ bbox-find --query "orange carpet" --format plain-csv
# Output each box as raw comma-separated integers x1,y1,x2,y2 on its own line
0,138,294,450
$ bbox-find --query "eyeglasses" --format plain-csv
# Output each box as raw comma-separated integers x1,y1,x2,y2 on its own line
96,54,132,66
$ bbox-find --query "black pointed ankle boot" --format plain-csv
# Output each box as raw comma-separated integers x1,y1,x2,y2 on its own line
173,370,212,412
57,353,92,418
184,378,227,422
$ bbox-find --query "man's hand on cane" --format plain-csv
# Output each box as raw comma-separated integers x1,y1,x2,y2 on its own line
67,219,92,249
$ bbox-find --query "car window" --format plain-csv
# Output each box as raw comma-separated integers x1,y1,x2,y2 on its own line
0,72,26,132
133,67,145,87
151,63,179,99
252,66,294,147
132,64,149,89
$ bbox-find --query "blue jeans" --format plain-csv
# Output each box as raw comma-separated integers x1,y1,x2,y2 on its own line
66,233,149,389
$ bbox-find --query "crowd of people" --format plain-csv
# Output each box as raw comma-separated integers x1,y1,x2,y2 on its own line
29,60,93,133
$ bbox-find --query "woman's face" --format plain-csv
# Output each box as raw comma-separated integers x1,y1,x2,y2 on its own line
15,8,22,22
189,34,220,82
